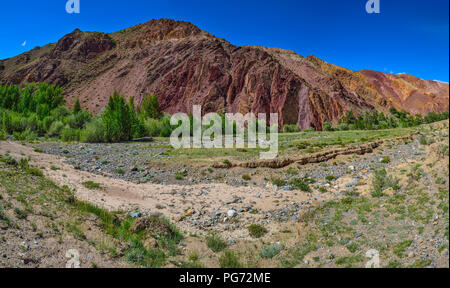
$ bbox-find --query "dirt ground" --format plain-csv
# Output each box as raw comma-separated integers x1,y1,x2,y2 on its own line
1,121,449,268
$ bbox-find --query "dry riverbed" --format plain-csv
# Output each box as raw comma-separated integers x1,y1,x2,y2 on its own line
1,121,448,268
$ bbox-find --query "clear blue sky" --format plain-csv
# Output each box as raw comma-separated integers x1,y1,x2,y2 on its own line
1,0,448,82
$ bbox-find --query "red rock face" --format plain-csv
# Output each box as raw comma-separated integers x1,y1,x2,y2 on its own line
0,19,448,130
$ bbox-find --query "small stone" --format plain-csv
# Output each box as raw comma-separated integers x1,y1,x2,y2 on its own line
130,212,141,218
227,210,236,218
185,208,195,217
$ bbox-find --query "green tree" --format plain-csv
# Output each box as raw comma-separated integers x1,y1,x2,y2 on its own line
102,91,136,142
142,93,162,119
73,97,81,114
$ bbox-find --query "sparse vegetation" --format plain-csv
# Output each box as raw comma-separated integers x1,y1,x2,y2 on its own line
270,177,285,187
381,156,391,163
206,233,227,252
248,224,268,238
288,177,311,192
242,174,251,181
260,244,283,259
82,181,102,190
219,250,243,268
371,168,400,197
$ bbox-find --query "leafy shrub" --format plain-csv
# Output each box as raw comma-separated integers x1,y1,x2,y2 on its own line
296,142,308,149
61,126,80,142
270,177,285,187
323,122,333,131
222,159,232,168
260,244,283,259
381,156,391,164
145,118,162,137
141,93,162,119
248,224,268,238
408,164,424,181
14,208,28,219
102,92,137,142
325,175,336,181
13,129,37,141
219,250,242,268
47,120,65,137
25,113,40,131
393,240,413,257
82,181,102,190
283,124,300,133
286,167,298,175
80,118,105,143
371,168,399,197
26,167,44,177
41,116,54,133
66,110,92,130
288,178,311,192
158,114,173,137
175,170,187,180
439,144,449,157
242,174,251,181
332,108,449,132
73,97,81,114
0,129,6,140
51,106,71,120
206,233,227,252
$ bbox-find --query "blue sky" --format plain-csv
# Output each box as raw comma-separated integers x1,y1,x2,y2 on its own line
1,0,448,82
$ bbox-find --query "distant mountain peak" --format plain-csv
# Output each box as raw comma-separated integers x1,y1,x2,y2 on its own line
0,18,448,130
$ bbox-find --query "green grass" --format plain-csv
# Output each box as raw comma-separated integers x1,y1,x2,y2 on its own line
334,255,364,267
371,168,400,197
288,178,311,192
285,167,298,175
381,156,391,164
14,208,28,219
393,240,413,258
242,174,251,181
82,181,102,190
248,224,268,238
325,175,336,182
280,243,316,268
260,244,283,259
407,259,432,268
158,127,415,164
66,224,87,240
346,243,360,253
219,250,243,268
206,233,227,252
385,261,402,268
175,170,188,180
222,159,232,168
270,177,285,187
75,200,183,267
